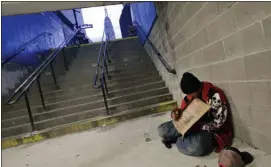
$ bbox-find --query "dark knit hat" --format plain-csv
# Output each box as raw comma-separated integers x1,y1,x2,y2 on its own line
180,72,201,94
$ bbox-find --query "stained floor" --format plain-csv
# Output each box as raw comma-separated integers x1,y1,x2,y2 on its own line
2,112,271,167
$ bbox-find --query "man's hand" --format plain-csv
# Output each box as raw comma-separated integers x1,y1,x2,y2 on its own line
171,108,182,121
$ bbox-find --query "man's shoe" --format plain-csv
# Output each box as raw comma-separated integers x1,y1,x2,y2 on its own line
162,140,172,149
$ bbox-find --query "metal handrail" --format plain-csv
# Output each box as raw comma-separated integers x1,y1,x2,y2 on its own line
4,24,93,131
93,30,105,89
2,32,52,65
93,30,111,115
133,22,176,75
5,29,80,105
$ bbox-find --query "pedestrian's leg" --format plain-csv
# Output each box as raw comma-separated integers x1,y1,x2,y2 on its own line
158,121,180,149
176,131,214,156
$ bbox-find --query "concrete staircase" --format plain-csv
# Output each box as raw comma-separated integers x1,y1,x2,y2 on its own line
1,37,177,143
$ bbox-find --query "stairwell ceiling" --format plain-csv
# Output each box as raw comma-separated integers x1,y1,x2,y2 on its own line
2,1,127,16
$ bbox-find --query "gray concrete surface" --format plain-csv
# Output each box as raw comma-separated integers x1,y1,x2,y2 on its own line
2,112,271,167
1,64,26,97
146,2,271,153
1,2,125,16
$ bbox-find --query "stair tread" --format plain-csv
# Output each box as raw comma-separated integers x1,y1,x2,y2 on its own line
2,80,165,112
2,100,177,140
29,75,162,97
2,78,164,113
1,38,174,139
2,87,170,122
2,93,173,133
39,70,159,89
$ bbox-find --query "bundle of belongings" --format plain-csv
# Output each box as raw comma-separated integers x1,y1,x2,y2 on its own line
218,147,254,167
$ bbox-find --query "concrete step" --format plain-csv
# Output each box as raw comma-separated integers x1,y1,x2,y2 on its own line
33,75,162,101
64,60,154,75
2,101,177,146
35,94,173,131
1,124,32,139
2,64,159,115
37,70,159,93
2,93,173,138
2,87,170,127
39,52,153,84
41,65,157,85
1,37,174,142
72,53,153,66
110,49,148,56
44,68,158,86
24,72,159,100
2,55,157,112
27,72,162,99
70,47,150,59
2,75,163,116
70,55,150,70
2,81,166,112
65,61,153,76
38,60,155,87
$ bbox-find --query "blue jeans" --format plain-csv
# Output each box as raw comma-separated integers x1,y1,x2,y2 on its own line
158,121,214,156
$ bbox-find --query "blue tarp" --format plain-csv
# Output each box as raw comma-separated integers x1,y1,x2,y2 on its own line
119,4,133,38
2,12,73,66
130,2,157,44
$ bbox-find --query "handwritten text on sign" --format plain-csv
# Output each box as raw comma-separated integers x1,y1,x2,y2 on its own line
173,98,211,135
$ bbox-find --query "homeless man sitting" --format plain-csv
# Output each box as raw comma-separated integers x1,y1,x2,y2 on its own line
158,72,233,156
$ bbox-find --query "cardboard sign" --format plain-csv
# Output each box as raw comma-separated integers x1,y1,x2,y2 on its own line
173,98,211,135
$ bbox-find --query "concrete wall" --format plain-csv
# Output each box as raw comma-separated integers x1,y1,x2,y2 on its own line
1,64,26,98
2,2,124,16
145,2,271,153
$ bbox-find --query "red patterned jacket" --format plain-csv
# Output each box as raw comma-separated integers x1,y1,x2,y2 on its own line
180,81,234,153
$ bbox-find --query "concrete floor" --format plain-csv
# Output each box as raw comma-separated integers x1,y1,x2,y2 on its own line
2,112,271,167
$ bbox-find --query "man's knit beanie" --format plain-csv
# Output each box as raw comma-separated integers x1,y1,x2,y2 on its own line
180,72,201,94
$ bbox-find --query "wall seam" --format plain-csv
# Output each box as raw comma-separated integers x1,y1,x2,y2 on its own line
221,40,227,59
212,79,271,83
260,17,268,49
159,2,206,42
171,2,208,40
169,2,190,29
171,14,271,62
241,57,248,80
161,2,176,22
176,48,271,73
160,2,239,46
228,101,271,109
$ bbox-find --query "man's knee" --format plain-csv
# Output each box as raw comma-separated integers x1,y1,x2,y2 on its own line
157,121,178,140
176,132,214,156
157,122,170,139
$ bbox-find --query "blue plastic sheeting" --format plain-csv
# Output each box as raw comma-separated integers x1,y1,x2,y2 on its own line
119,4,133,38
130,2,157,44
1,12,73,67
